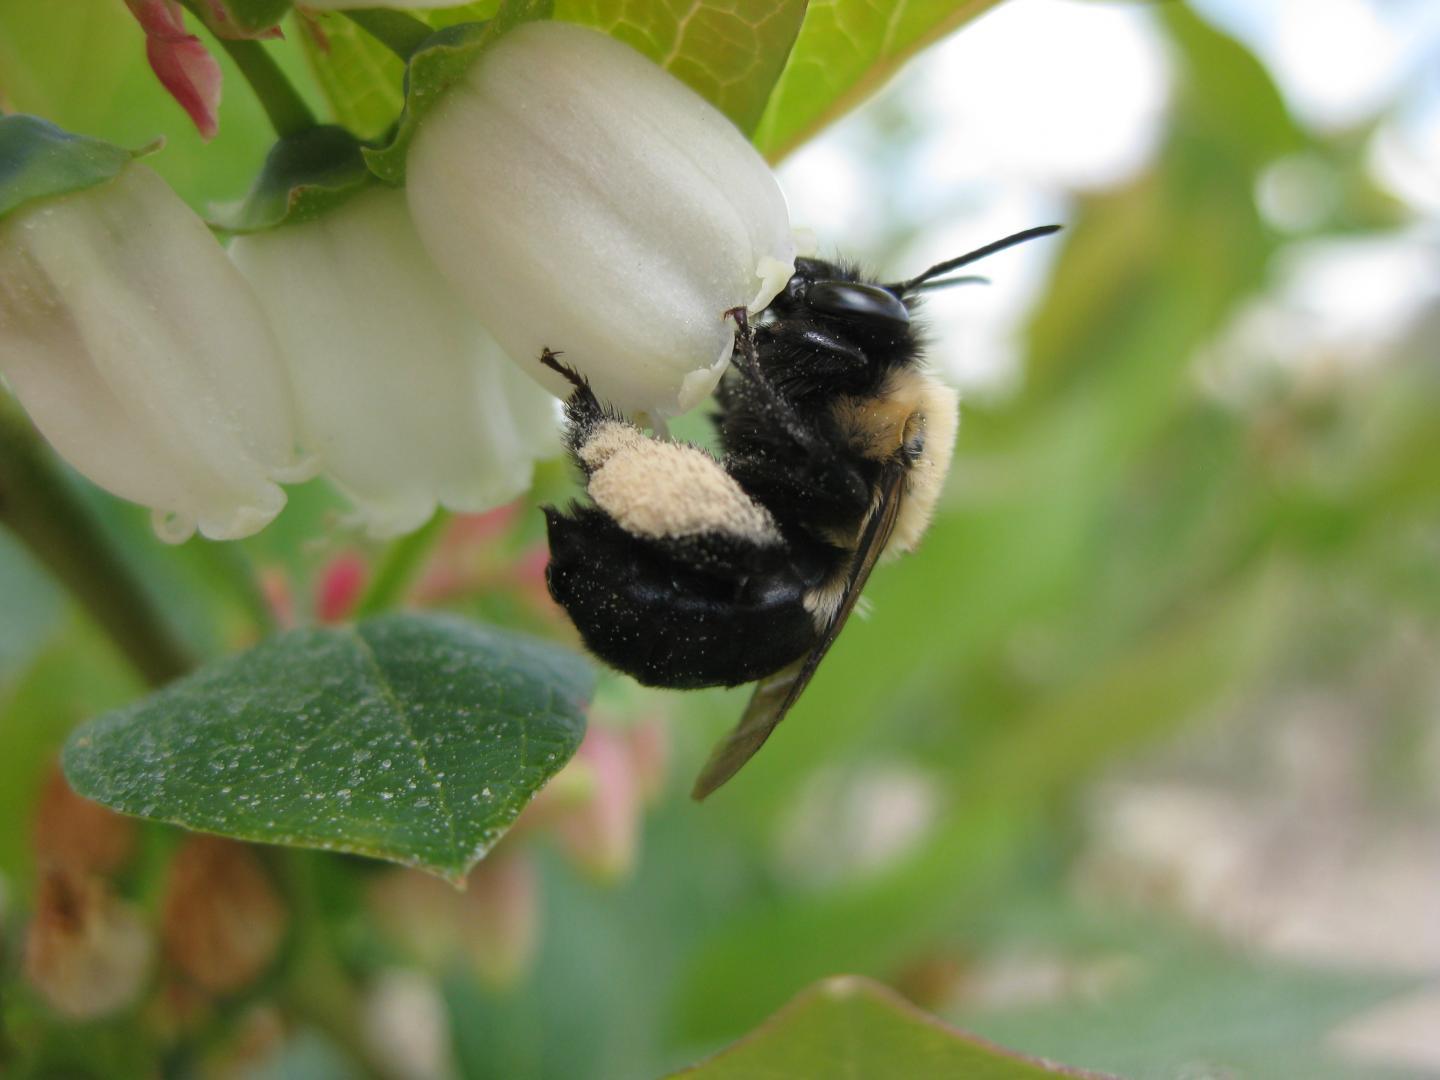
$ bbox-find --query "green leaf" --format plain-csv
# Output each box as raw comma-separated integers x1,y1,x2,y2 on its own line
753,0,1004,161
63,613,592,884
677,578,1282,1041
362,0,553,186
950,912,1420,1080
217,124,372,232
297,12,408,142
296,7,507,143
0,114,137,221
555,0,808,135
672,976,1109,1079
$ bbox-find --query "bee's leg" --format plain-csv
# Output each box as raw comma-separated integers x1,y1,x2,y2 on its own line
722,308,826,453
538,347,590,391
539,348,606,426
717,316,872,528
724,305,759,371
538,347,632,475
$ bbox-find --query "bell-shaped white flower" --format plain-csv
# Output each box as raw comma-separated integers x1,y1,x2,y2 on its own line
0,163,310,542
406,20,796,418
229,186,559,539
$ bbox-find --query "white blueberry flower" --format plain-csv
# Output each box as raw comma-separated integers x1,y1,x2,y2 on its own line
229,186,559,539
406,20,796,418
0,162,311,542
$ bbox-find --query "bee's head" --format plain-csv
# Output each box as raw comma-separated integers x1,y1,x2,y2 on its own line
769,226,1063,349
772,257,914,351
753,227,1062,402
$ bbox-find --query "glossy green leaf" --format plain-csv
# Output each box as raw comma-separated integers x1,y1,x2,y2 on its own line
0,114,136,221
555,0,808,135
753,0,1003,161
673,976,1109,1078
63,613,592,884
218,124,372,232
363,0,553,185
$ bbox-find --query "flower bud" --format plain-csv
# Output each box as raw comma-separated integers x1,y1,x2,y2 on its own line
368,854,539,990
363,970,453,1080
32,763,136,876
124,0,222,140
406,20,796,417
0,160,310,541
460,853,538,989
229,187,559,538
314,549,368,622
551,725,646,883
161,836,287,996
25,867,152,1019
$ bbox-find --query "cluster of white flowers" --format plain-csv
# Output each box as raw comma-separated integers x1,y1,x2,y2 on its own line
0,21,795,542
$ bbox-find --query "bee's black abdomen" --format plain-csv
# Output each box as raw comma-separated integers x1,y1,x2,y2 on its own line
544,506,819,689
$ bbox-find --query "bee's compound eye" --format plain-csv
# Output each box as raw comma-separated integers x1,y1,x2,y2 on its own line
808,281,911,325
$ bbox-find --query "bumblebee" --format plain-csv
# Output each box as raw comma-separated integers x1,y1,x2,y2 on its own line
541,225,1060,798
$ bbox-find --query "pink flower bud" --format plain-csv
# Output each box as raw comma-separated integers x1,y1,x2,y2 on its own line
315,551,368,623
124,0,222,140
553,726,643,883
460,854,538,990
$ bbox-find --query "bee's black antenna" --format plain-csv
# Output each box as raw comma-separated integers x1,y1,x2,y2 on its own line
893,224,1062,294
910,274,990,294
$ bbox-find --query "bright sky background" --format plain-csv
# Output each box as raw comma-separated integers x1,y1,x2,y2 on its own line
775,0,1440,400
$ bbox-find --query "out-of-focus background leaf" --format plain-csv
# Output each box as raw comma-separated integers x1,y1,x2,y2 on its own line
553,0,807,135
671,975,1102,1079
1,0,1437,1077
753,0,1005,160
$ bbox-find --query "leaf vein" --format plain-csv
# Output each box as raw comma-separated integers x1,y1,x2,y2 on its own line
350,626,463,866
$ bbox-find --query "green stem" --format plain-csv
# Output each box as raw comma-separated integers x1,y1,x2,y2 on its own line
343,9,435,60
274,850,388,1079
175,0,315,137
0,399,193,687
215,36,316,138
355,508,450,618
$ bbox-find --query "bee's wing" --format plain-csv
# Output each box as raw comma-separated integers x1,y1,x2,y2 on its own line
690,462,908,800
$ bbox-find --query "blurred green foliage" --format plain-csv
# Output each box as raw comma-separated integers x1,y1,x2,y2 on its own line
1,0,1436,1077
